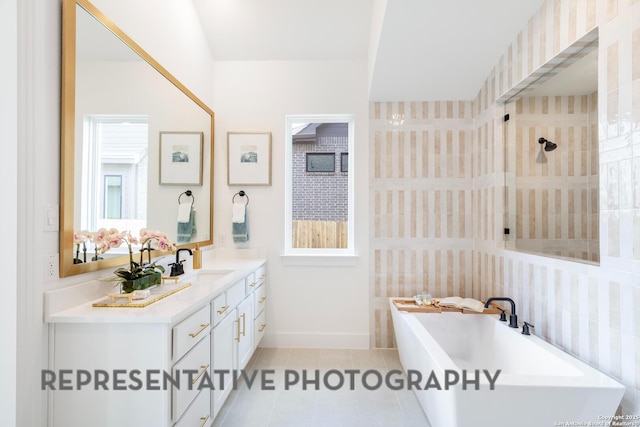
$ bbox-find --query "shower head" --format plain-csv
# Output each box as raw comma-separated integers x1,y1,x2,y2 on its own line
538,137,557,152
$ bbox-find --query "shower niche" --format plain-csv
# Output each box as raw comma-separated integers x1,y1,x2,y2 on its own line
500,30,599,264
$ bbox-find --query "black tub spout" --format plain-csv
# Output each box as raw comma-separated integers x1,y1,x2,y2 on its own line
484,297,518,328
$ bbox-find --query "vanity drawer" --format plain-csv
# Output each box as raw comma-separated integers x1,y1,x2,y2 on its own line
211,293,230,326
173,387,210,427
254,310,266,348
246,267,266,294
226,279,245,308
255,265,267,286
173,305,211,362
173,334,210,421
253,284,266,318
245,272,257,294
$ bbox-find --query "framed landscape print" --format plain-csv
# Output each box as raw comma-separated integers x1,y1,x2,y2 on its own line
159,131,203,185
227,132,272,185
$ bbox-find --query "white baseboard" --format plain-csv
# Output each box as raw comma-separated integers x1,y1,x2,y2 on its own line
260,332,369,349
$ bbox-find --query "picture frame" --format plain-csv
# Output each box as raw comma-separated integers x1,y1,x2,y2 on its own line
159,131,203,185
227,132,272,185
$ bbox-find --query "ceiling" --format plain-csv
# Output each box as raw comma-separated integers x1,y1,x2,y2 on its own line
192,0,545,101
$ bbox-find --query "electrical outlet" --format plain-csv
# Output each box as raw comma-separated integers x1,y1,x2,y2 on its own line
44,254,59,281
219,234,226,245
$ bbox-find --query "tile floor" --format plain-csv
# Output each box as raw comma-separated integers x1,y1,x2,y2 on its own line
212,348,432,427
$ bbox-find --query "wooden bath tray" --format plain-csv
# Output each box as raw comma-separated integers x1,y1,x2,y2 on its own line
92,283,192,308
392,298,504,315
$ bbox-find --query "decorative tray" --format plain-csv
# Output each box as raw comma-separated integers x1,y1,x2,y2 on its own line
92,283,192,308
391,298,504,314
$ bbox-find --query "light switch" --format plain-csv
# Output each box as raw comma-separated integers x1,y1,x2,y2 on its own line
44,204,58,231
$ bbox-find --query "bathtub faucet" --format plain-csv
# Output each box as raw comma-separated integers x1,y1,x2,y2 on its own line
484,297,518,328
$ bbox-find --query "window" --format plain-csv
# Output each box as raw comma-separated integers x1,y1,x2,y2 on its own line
340,153,348,173
103,175,123,219
284,114,355,260
81,115,148,238
306,153,335,172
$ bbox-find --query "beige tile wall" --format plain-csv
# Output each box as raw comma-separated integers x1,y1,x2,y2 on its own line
369,101,475,348
370,0,640,416
474,0,640,416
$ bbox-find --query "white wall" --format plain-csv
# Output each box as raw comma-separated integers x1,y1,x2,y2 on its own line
15,1,215,426
1,0,18,424
212,60,371,348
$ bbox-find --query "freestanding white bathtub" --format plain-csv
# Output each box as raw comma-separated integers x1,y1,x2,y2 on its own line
390,299,625,427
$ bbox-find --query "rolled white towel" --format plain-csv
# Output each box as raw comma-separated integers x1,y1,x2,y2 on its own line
177,203,191,223
232,202,246,223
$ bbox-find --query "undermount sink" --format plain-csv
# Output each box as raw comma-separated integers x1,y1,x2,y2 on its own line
184,269,234,285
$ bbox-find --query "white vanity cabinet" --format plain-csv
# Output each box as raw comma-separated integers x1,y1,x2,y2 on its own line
210,265,267,420
46,259,267,427
209,277,244,418
252,266,267,349
49,305,212,427
210,305,236,416
171,306,211,424
235,295,254,369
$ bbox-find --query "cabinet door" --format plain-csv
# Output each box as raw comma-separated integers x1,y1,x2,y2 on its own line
211,311,235,418
236,296,254,370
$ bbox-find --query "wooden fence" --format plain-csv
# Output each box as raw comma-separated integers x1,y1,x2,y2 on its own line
292,220,347,249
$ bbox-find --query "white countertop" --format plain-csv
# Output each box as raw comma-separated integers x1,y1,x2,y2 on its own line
44,257,266,325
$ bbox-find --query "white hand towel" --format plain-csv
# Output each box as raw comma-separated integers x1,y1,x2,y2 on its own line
177,203,191,223
232,202,246,223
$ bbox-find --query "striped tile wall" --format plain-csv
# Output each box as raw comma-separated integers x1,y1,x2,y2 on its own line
369,101,475,348
472,0,640,416
370,0,640,416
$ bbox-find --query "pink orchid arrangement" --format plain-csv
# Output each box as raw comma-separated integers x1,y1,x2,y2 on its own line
73,230,92,263
98,228,177,286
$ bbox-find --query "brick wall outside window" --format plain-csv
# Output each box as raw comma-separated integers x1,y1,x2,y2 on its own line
292,128,348,221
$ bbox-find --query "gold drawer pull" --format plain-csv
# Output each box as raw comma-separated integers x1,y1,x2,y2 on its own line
259,274,266,279
241,313,246,336
188,323,209,338
192,364,210,385
216,305,229,315
258,323,266,332
234,319,241,342
258,296,266,304
199,415,210,427
249,282,257,288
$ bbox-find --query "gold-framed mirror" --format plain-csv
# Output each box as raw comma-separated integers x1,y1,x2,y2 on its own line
60,0,214,277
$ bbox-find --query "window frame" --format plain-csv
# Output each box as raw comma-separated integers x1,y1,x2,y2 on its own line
283,114,356,261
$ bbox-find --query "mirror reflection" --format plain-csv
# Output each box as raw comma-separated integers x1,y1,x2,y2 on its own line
502,32,599,263
61,0,214,276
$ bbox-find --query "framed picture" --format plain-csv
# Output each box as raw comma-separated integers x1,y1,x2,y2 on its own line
227,132,272,185
159,131,203,185
306,153,335,172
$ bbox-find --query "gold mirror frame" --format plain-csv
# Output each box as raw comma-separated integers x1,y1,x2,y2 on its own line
60,0,214,277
